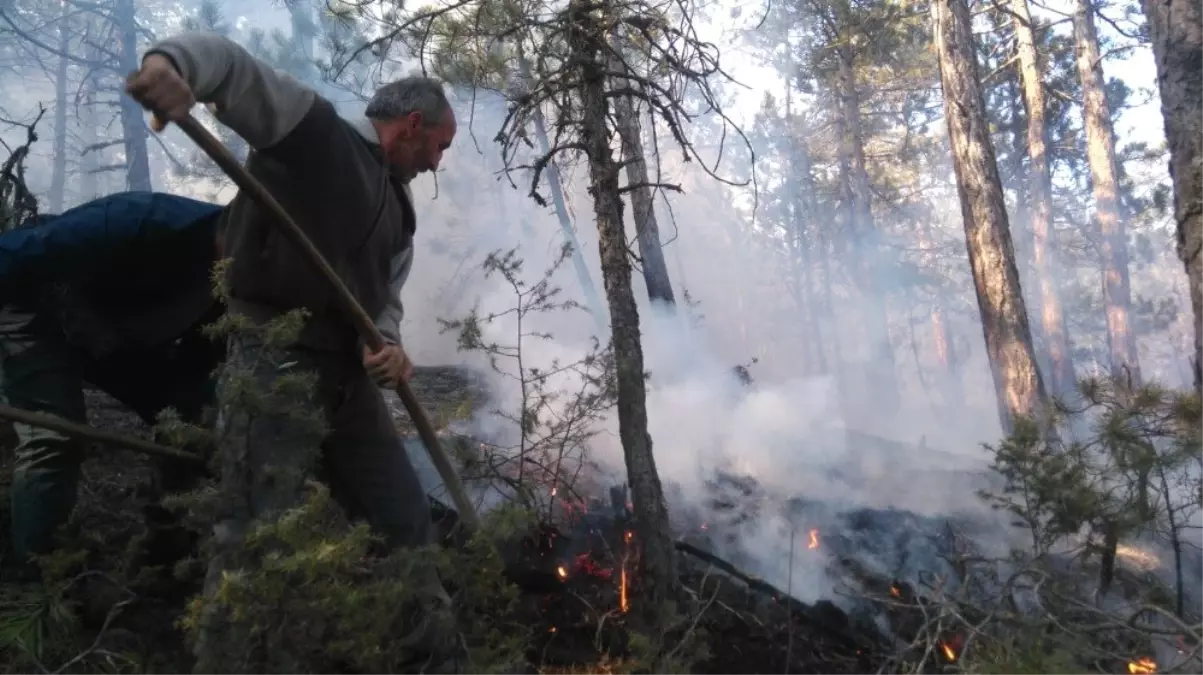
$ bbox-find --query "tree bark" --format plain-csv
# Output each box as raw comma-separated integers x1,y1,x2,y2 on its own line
1072,0,1141,384
114,0,152,192
1141,0,1202,394
517,53,608,334
784,90,829,376
932,0,1050,432
1010,0,1078,397
613,91,676,307
834,48,900,415
570,3,679,620
49,2,70,213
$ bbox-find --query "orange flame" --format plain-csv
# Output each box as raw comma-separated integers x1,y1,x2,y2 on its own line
808,529,820,549
557,565,568,580
889,585,901,598
619,565,629,613
940,642,957,662
1128,657,1157,674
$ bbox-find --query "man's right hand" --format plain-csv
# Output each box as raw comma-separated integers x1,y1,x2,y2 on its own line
125,54,195,132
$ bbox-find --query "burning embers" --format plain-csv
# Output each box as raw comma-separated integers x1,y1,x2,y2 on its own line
555,529,634,615
543,486,637,617
1128,657,1157,673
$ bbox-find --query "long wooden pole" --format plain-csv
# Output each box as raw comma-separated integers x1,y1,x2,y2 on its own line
0,403,203,462
171,113,480,531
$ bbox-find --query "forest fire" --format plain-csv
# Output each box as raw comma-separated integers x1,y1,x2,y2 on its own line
939,641,957,662
1128,657,1157,673
808,528,820,549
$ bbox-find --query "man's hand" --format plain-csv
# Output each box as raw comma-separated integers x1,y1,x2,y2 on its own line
125,54,195,132
363,343,414,389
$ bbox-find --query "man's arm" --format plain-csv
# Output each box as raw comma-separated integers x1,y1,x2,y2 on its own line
144,32,315,150
376,246,413,346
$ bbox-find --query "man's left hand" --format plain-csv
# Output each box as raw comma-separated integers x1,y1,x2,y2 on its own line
363,343,414,388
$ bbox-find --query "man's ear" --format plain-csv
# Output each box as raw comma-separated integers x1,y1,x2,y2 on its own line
405,111,424,132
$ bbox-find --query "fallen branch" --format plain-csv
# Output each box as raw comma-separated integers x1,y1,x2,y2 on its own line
674,539,886,651
0,403,203,463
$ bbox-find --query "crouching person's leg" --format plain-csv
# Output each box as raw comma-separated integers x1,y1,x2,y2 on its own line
191,335,328,674
0,310,87,575
322,371,462,673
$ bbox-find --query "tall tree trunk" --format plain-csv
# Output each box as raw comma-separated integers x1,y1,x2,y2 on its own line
785,92,828,375
834,48,900,414
571,6,678,621
1073,0,1141,384
613,92,676,307
920,221,965,407
48,2,70,213
517,53,608,334
932,0,1049,432
1012,0,1078,397
114,0,151,192
1141,0,1202,394
80,83,99,200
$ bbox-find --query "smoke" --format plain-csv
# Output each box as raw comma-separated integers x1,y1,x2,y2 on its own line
390,79,1017,601
0,5,1184,615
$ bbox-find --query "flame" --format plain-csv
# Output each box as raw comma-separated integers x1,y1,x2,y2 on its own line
551,486,557,497
1116,545,1161,571
619,565,629,613
557,565,568,580
549,626,557,633
1128,657,1157,674
940,641,957,662
617,530,633,613
889,585,901,598
808,529,820,549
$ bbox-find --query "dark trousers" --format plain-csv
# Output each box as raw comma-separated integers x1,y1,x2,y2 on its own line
0,308,221,561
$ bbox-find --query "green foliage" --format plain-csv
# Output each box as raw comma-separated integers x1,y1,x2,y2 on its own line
0,547,144,674
981,377,1201,564
176,482,528,673
968,626,1092,674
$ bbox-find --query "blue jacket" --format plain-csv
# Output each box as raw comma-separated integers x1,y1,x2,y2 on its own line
1,191,222,303
1,191,224,350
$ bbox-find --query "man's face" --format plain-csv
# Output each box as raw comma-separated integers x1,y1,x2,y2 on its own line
388,108,457,182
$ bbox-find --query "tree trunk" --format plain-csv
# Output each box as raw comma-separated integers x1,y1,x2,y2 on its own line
785,92,828,375
80,84,99,200
1011,0,1078,397
114,0,152,192
932,0,1049,432
571,7,679,621
517,54,608,334
920,221,965,407
1141,0,1202,394
834,48,900,414
613,92,676,307
1073,0,1141,384
48,2,70,213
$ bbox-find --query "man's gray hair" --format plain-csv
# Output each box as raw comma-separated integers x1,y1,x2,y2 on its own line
365,76,451,125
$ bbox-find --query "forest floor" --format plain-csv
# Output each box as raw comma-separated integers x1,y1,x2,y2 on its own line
0,367,895,674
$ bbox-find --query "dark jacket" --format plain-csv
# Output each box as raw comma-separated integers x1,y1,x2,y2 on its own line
0,191,223,352
146,32,417,354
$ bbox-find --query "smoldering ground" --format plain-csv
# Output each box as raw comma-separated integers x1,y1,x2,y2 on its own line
383,88,1032,615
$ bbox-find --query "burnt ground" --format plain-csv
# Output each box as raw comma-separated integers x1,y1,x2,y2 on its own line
0,365,895,674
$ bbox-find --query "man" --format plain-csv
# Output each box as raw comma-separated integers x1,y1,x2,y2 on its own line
0,191,225,576
125,31,460,672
